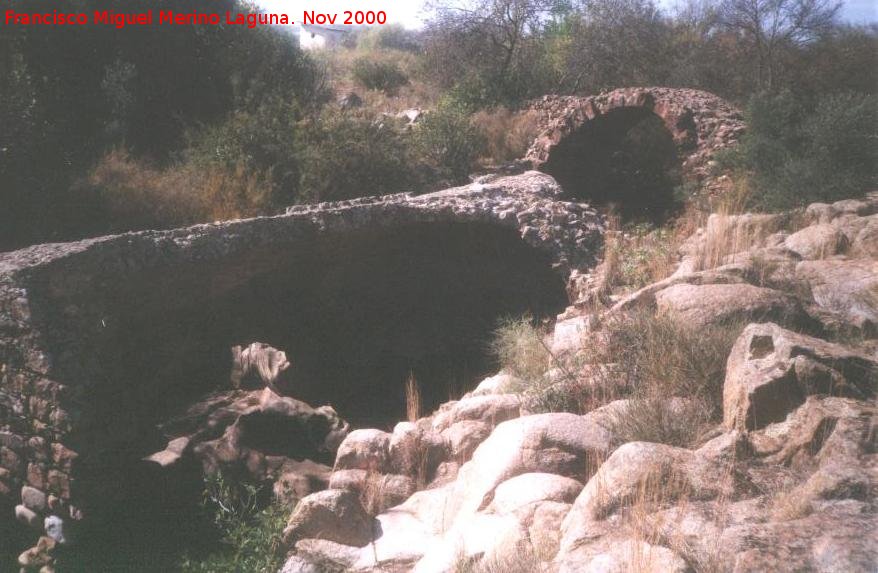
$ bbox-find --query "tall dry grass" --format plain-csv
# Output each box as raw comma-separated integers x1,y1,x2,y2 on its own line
405,370,421,423
86,148,277,232
584,310,744,447
472,108,542,165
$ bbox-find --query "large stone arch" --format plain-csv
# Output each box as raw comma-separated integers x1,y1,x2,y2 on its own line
526,87,745,215
0,172,602,566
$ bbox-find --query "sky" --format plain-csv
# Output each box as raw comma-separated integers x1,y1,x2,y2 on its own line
260,0,876,29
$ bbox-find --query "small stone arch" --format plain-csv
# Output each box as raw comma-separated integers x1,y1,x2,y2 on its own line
526,87,745,218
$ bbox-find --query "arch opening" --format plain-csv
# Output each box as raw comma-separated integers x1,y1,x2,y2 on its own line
540,107,683,221
26,220,568,569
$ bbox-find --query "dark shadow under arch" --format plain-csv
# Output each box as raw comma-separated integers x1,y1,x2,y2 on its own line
539,107,683,222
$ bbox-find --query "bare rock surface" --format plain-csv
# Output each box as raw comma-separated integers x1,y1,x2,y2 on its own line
655,282,808,329
723,322,877,430
283,489,374,548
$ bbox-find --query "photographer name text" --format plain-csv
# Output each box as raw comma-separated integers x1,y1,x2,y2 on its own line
5,9,387,28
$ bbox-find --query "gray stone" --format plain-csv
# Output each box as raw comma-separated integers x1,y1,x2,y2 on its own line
15,504,40,529
44,515,67,544
21,486,47,513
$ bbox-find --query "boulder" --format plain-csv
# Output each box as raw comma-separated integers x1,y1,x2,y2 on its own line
444,413,610,525
414,512,529,573
468,372,522,396
21,485,48,513
551,315,591,354
796,259,878,335
431,394,521,433
17,536,57,570
15,504,40,529
655,283,808,330
488,473,582,518
388,422,445,481
559,540,688,573
723,323,878,430
230,342,290,393
328,470,416,514
848,214,878,257
280,555,323,573
561,441,742,555
44,515,67,544
784,224,849,259
159,388,349,485
272,459,332,505
333,429,391,473
282,489,374,549
718,501,878,572
440,420,491,464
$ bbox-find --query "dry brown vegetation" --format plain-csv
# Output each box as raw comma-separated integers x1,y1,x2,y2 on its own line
471,108,542,165
85,149,277,232
405,370,421,423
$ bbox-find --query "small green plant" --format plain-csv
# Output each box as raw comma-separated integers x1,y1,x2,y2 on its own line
179,472,288,573
352,57,410,93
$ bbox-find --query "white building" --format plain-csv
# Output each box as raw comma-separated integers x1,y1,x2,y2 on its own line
299,24,350,50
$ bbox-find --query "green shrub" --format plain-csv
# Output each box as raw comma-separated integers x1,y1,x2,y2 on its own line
180,472,287,573
298,111,416,202
352,57,410,93
187,96,302,204
720,91,878,211
415,99,485,183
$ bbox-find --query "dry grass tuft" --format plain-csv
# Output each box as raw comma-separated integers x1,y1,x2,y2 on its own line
405,370,421,423
452,538,549,573
603,396,713,449
472,108,542,165
86,148,276,232
588,310,742,417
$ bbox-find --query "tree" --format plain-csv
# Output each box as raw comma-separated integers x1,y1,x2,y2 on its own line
718,0,841,90
561,0,674,93
423,0,566,104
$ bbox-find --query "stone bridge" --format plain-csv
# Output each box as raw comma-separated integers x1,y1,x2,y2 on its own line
0,87,744,565
527,87,745,205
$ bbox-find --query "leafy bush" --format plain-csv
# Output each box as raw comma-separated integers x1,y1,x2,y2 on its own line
187,97,302,199
298,111,417,202
415,99,485,182
352,57,410,93
720,91,878,211
180,472,287,573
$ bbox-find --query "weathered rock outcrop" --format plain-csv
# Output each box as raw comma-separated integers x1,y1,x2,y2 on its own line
284,192,877,573
723,323,877,430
